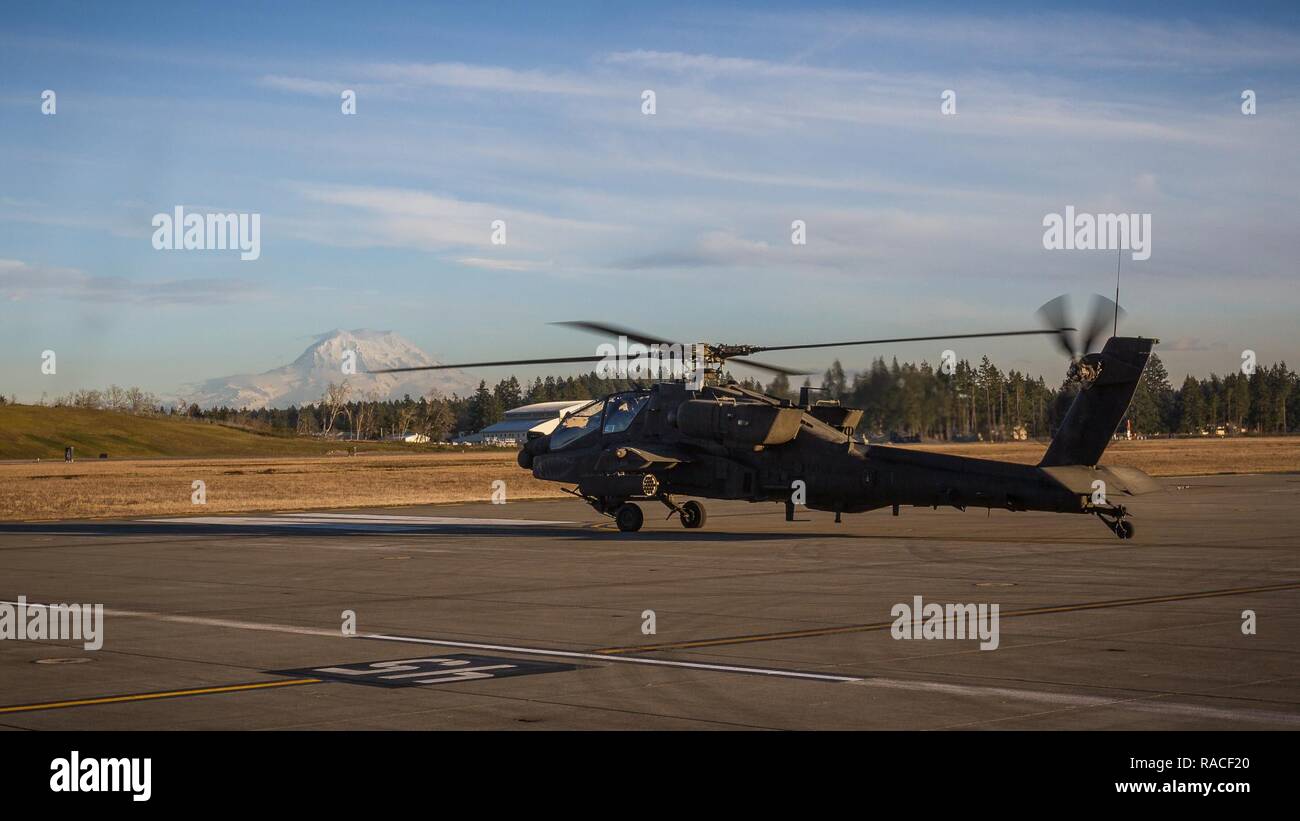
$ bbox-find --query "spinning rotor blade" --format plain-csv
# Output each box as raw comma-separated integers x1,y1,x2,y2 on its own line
551,321,679,348
1036,294,1125,359
376,318,1069,377
554,321,811,375
751,328,1066,355
1081,294,1124,355
368,354,607,374
726,356,813,376
1036,294,1079,358
374,321,685,374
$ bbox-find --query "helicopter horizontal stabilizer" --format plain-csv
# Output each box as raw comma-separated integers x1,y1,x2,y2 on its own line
1039,464,1163,497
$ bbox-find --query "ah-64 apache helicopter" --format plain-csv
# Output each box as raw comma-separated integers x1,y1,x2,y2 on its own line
372,295,1159,539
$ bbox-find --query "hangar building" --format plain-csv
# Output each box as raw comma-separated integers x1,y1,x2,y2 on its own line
458,399,590,445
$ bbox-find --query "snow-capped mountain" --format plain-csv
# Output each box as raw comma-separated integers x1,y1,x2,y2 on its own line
181,329,480,409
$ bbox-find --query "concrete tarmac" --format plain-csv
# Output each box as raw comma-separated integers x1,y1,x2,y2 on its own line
1,473,1297,729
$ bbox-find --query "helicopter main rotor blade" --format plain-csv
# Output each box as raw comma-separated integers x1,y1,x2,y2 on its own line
751,328,1069,355
551,321,679,348
367,354,608,374
373,323,1068,376
725,356,813,376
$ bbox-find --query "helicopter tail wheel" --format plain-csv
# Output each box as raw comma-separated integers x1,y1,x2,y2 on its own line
615,503,644,533
1097,511,1134,540
679,500,707,529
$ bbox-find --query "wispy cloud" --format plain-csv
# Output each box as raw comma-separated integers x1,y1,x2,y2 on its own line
290,183,622,256
764,12,1300,71
455,257,548,271
0,259,264,304
258,75,352,97
258,60,617,101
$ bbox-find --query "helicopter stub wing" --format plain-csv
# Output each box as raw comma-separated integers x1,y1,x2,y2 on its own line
595,445,689,473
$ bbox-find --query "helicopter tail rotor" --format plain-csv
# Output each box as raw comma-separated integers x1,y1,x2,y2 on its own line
1036,294,1125,361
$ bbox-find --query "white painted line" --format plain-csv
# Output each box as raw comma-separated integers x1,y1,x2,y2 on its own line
851,677,1300,728
353,638,1300,723
2,600,342,638
363,633,864,683
10,597,1296,725
1,598,856,683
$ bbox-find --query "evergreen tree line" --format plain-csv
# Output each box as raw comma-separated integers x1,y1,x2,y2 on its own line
763,354,1295,440
17,355,1297,441
170,373,638,441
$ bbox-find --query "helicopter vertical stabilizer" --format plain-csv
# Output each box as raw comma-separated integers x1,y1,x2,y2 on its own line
1039,336,1157,468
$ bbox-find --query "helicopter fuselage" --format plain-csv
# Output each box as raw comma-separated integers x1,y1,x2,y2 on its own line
516,376,1155,530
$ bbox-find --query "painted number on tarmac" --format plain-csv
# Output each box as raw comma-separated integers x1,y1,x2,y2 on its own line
275,655,583,688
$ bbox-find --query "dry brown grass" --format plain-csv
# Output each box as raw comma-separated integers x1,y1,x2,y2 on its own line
1,437,1296,522
900,435,1300,476
0,452,559,521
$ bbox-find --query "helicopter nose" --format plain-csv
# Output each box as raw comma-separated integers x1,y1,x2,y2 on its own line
518,433,550,468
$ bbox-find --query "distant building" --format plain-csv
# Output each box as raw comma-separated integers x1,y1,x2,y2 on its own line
456,400,590,446
384,432,430,443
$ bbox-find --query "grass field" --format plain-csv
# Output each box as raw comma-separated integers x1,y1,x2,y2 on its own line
0,404,453,459
0,434,1296,522
0,452,559,521
906,436,1300,477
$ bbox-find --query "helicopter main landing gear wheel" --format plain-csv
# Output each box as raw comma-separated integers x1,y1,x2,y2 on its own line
614,503,644,532
679,500,707,529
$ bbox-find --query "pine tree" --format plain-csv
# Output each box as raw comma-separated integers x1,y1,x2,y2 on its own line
765,373,793,401
822,360,847,399
494,375,522,411
1126,353,1173,435
1178,374,1205,433
468,381,503,430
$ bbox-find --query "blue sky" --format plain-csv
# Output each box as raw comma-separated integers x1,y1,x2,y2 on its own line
2,1,1297,401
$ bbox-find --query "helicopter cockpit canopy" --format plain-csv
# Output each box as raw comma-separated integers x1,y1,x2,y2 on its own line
602,392,650,434
550,398,605,450
548,391,651,450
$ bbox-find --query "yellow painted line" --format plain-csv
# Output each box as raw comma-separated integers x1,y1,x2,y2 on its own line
0,678,320,714
595,581,1300,655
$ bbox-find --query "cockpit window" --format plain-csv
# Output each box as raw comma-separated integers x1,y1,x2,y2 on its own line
550,399,605,450
602,393,649,434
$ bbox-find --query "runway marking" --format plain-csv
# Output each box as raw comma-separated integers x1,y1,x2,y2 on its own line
144,513,573,528
3,602,1294,725
2,599,347,638
275,655,586,687
357,635,1299,725
845,676,1300,727
593,580,1300,654
361,634,863,683
0,678,320,715
2,598,860,684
